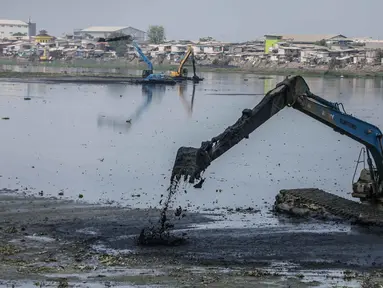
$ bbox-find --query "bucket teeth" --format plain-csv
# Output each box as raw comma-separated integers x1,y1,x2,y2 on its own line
171,146,209,183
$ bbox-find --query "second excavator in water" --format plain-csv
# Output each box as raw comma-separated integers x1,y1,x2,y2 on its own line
170,75,383,225
169,46,203,82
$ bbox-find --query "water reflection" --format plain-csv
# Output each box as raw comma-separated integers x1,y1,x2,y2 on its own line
0,81,46,99
97,84,165,133
178,83,196,117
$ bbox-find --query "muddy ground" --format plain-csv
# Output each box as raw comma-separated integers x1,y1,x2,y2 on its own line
1,189,383,287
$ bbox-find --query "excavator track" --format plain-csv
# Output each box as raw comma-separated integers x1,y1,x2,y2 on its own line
276,188,383,227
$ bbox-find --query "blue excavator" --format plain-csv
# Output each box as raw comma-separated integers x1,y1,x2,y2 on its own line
132,41,156,78
170,75,383,224
97,35,175,84
131,41,176,84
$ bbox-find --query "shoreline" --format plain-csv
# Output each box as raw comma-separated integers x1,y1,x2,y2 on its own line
0,189,381,287
1,60,383,79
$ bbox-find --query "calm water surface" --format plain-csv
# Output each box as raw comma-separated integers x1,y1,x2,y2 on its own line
0,72,382,227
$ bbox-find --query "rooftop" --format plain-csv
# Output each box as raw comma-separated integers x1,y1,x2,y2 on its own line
81,26,130,32
281,34,347,43
0,19,28,26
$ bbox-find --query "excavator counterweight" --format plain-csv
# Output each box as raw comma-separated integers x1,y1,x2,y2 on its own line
171,75,383,206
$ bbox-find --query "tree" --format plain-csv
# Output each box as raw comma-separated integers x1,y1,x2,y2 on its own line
147,25,165,44
13,32,27,36
199,36,215,42
315,39,327,47
39,29,48,35
107,32,132,57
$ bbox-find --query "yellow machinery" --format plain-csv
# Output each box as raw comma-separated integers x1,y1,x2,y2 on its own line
39,46,50,61
170,46,194,78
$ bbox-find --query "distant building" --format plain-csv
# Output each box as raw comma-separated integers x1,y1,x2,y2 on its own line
27,18,36,37
80,26,146,42
264,34,348,54
365,40,383,49
73,28,83,40
0,19,29,39
279,34,347,44
35,31,55,44
264,35,282,54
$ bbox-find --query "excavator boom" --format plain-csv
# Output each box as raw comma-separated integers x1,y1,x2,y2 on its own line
177,46,193,75
132,41,153,71
171,75,383,203
170,46,203,82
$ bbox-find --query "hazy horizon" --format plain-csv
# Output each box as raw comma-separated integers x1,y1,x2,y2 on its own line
2,0,382,42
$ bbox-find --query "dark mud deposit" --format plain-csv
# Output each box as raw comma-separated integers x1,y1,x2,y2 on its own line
274,189,345,221
1,189,383,287
274,188,383,227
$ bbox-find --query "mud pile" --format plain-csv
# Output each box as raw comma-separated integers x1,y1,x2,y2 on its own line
273,189,343,221
273,188,383,227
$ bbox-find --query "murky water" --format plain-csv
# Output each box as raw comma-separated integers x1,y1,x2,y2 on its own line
0,72,383,227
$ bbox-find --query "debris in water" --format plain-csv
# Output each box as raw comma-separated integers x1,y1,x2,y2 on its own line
175,206,182,217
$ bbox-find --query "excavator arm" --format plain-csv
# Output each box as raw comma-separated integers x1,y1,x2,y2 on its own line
171,75,383,203
177,46,193,75
170,46,202,82
170,46,193,78
132,41,154,77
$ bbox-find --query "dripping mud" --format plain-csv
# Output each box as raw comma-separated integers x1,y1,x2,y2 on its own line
137,146,208,247
136,182,186,247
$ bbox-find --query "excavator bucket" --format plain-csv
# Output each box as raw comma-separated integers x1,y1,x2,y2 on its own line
171,146,212,183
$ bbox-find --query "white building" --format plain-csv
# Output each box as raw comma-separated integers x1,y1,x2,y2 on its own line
80,26,146,42
0,19,29,39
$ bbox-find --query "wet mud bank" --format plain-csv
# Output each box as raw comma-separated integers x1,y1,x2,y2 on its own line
273,188,383,227
1,190,383,287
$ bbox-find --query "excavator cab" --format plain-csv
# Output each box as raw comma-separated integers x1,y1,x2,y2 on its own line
181,67,188,77
353,168,375,202
142,69,153,78
350,147,383,204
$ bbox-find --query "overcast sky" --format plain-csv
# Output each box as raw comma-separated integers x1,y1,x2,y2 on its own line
2,0,382,42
